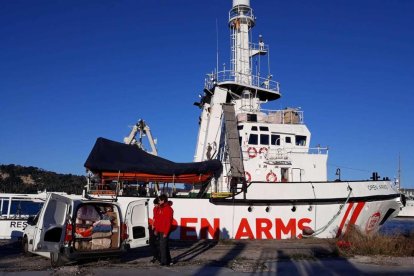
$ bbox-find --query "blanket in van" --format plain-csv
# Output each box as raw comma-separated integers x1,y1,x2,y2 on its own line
84,137,222,184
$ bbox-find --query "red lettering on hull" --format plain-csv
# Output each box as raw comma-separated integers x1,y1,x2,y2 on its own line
235,218,255,239
149,216,312,240
256,218,273,239
200,218,220,240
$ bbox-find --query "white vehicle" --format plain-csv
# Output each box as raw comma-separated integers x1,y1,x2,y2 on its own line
22,193,149,267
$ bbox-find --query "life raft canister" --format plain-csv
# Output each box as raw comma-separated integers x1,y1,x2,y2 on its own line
245,171,252,183
266,171,277,182
247,147,257,158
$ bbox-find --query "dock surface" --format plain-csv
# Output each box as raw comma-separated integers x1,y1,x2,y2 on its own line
1,239,413,275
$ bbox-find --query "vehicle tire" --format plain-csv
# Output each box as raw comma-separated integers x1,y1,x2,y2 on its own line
22,236,31,256
50,252,66,267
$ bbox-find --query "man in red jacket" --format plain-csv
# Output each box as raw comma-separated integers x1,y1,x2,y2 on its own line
154,194,174,266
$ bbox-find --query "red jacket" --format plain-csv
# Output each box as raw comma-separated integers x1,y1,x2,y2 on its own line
154,201,173,235
152,205,160,229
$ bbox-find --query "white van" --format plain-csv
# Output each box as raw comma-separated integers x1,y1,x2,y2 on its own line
22,193,149,267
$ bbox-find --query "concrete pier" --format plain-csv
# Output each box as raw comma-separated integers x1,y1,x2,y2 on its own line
1,239,413,275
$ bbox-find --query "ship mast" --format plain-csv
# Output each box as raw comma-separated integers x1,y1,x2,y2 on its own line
230,0,255,86
194,0,281,163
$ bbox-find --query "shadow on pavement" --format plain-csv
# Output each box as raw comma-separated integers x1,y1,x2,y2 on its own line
250,246,362,275
0,240,21,260
192,241,246,275
173,240,218,262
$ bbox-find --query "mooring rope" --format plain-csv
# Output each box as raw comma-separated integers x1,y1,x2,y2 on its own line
303,183,353,237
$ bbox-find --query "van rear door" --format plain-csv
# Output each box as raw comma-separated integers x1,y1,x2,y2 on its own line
124,199,149,248
32,193,72,253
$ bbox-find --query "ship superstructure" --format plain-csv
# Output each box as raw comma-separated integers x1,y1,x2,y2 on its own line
194,0,327,197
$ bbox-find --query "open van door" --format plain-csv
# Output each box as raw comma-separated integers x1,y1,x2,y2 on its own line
32,193,72,253
124,199,149,249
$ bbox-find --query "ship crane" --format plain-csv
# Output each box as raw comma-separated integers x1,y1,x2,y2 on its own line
124,119,158,156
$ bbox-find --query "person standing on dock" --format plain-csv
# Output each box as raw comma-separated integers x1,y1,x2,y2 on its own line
154,194,174,266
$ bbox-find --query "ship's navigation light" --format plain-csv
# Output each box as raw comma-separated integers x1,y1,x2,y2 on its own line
336,168,341,181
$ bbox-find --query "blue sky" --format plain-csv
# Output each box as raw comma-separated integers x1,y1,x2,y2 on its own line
1,0,413,188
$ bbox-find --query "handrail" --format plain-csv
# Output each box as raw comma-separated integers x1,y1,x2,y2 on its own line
229,6,255,22
205,70,280,93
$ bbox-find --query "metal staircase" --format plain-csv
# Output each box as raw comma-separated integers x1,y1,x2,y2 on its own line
222,104,246,198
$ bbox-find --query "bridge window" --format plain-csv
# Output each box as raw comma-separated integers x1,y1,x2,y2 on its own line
285,137,292,144
1,200,9,215
271,134,280,145
259,126,269,131
295,135,307,146
237,125,244,130
248,134,258,145
247,114,257,122
260,134,269,145
251,126,258,131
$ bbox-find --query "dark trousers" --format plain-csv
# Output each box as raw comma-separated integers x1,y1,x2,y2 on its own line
149,229,159,260
158,233,171,265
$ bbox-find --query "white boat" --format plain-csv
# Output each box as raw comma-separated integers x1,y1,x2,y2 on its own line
398,198,414,218
0,192,47,239
86,0,400,240
398,189,414,218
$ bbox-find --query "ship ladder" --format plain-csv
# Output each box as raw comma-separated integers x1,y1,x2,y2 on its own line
222,104,246,198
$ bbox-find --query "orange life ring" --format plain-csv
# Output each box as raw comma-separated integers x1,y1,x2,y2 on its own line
245,171,251,183
266,171,277,182
259,147,268,155
247,147,257,158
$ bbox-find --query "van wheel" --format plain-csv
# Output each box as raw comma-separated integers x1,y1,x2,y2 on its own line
50,252,65,267
22,237,31,256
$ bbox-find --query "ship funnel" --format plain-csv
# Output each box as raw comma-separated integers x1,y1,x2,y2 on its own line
233,0,250,7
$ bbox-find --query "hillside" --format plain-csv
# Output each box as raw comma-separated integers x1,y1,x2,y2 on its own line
0,164,86,194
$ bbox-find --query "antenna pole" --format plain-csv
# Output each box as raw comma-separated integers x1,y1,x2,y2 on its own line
216,18,219,72
398,153,401,190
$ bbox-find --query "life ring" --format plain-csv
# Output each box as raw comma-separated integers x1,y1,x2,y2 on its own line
259,147,268,155
247,147,257,158
245,171,252,183
266,171,277,182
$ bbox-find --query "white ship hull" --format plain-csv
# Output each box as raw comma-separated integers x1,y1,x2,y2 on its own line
144,181,400,240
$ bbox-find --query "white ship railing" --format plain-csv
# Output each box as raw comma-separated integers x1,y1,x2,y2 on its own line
229,6,255,22
249,41,269,53
205,70,280,93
